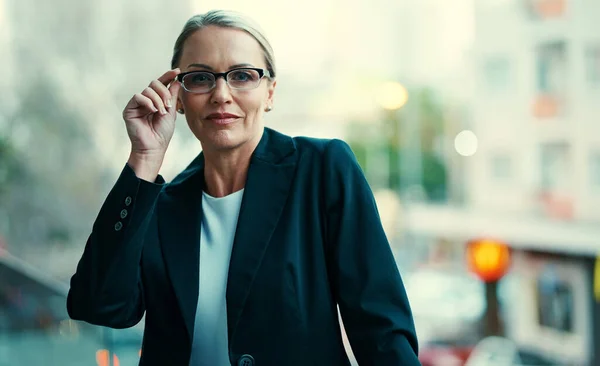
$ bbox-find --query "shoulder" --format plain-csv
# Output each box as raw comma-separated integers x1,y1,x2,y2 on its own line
290,134,357,166
287,134,364,192
262,127,357,167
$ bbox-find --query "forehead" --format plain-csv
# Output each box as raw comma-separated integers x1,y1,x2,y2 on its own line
180,26,265,70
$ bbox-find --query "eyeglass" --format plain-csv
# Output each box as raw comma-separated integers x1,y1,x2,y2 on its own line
177,68,271,94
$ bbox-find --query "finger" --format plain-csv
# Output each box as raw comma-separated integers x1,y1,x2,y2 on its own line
142,87,167,115
149,80,172,109
168,81,181,113
131,94,158,114
157,68,181,86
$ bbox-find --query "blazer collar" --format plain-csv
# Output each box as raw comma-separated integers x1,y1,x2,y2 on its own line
158,127,298,343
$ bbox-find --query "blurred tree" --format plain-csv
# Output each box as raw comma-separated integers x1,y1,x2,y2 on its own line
0,136,23,196
0,70,108,257
347,87,448,202
1,0,190,261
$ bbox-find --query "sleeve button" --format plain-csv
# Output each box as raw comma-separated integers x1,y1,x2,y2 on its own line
125,196,132,206
115,222,123,231
120,209,128,219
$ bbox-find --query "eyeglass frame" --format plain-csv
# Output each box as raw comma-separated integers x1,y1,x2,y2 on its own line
176,67,272,93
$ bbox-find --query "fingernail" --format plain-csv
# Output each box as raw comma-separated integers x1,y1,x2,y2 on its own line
166,100,172,108
152,107,158,113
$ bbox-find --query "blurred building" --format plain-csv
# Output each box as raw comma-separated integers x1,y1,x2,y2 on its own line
401,0,600,364
465,2,600,362
469,0,600,222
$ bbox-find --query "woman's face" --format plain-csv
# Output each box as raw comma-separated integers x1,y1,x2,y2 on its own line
176,26,275,153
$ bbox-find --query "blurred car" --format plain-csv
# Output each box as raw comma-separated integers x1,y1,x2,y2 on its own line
405,268,486,341
418,341,474,366
405,267,486,333
403,267,486,365
465,336,560,366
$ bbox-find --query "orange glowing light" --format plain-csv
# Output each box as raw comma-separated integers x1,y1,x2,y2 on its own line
96,349,120,366
466,239,511,282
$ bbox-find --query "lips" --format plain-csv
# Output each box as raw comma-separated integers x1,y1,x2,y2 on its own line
206,113,240,119
205,112,241,125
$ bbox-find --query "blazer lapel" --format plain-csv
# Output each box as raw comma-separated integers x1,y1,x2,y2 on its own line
226,128,298,345
158,158,205,342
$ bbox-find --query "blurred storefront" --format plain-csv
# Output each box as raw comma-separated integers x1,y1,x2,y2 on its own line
402,203,600,365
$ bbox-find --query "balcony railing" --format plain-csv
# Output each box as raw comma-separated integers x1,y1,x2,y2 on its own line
537,190,573,220
532,94,561,118
528,0,566,19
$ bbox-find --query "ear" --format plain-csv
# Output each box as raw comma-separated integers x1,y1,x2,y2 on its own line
265,79,276,110
176,93,184,114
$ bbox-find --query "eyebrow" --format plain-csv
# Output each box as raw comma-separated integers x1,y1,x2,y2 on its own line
186,63,256,70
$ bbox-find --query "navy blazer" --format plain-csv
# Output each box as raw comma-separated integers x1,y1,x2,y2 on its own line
67,127,419,365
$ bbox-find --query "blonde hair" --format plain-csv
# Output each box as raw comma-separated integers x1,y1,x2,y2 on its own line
171,10,276,78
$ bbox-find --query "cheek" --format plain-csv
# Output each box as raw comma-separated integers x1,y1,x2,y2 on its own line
181,94,210,115
236,93,267,114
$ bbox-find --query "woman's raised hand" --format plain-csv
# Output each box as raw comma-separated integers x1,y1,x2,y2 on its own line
122,68,181,181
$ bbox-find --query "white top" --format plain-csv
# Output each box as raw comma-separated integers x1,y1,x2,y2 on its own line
189,189,244,366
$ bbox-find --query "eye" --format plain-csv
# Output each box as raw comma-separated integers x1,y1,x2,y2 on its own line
187,72,212,84
229,70,257,82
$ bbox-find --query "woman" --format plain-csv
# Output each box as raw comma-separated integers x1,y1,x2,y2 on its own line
67,10,420,366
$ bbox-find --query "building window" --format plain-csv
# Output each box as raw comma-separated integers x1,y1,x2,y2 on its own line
490,154,512,182
533,42,567,118
536,265,574,333
540,142,570,190
483,57,511,93
585,46,600,88
536,42,567,94
589,152,600,189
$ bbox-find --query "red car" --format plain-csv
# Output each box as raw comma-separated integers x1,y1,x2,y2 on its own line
419,342,475,366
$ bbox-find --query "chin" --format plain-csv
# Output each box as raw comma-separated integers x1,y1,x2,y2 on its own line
191,119,262,153
203,129,247,151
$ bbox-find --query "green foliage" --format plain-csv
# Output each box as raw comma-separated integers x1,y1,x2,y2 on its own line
346,87,448,202
0,71,99,253
0,135,26,196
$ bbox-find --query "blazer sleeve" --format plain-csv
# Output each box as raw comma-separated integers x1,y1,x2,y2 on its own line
322,139,420,365
66,163,164,329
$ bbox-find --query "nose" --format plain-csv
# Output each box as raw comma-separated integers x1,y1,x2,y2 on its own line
210,77,232,105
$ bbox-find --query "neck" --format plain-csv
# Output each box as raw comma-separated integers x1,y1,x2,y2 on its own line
202,134,261,198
